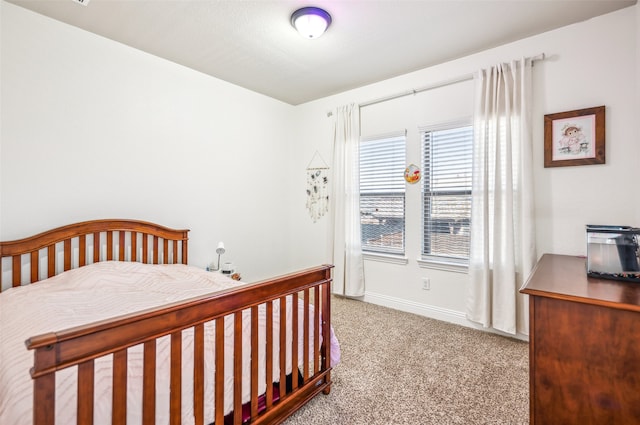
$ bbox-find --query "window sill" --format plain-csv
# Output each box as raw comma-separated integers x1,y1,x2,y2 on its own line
363,252,409,265
417,258,468,274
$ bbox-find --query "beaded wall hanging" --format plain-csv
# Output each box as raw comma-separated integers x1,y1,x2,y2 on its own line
306,152,330,223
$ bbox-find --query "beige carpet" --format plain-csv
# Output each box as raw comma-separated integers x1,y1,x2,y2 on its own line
284,296,529,425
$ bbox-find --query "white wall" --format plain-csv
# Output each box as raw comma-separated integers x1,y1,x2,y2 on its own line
291,5,639,329
0,1,297,283
533,7,638,256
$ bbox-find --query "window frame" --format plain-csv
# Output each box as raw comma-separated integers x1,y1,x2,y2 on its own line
419,118,473,269
359,131,407,257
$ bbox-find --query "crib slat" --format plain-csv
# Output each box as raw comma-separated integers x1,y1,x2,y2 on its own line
107,231,114,261
112,349,127,425
182,240,188,265
314,286,320,375
321,283,332,392
194,324,205,425
265,300,274,408
164,239,169,264
64,239,71,271
12,255,21,287
153,236,159,264
214,318,225,425
93,232,100,263
119,231,125,261
143,340,156,425
30,251,38,283
142,234,149,264
47,245,55,278
152,235,156,263
233,311,243,425
79,235,86,267
292,293,299,391
250,305,259,419
77,360,95,425
131,232,138,262
303,289,310,383
170,331,182,425
279,296,286,397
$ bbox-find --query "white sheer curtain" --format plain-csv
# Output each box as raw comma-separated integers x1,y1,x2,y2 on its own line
467,59,537,335
329,104,365,297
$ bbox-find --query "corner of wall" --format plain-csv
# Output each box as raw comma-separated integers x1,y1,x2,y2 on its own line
0,1,4,239
637,2,640,224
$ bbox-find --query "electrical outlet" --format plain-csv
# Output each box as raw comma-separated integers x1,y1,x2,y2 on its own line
422,277,430,290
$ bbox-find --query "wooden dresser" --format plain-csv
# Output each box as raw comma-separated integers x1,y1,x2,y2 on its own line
520,253,640,424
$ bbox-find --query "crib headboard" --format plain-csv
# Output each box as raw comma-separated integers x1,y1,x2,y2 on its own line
0,219,189,291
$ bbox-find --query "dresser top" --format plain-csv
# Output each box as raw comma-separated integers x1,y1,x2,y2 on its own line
521,253,640,311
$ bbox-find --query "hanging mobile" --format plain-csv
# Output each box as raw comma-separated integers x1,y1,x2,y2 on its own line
306,151,330,223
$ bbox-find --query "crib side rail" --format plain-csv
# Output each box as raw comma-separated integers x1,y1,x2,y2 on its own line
27,264,333,425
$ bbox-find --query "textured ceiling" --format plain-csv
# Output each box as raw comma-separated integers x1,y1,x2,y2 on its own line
6,0,637,105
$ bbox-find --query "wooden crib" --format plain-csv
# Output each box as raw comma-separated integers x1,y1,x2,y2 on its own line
0,219,333,425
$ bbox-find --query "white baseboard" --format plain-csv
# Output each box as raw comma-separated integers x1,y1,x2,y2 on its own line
362,291,467,326
362,291,529,341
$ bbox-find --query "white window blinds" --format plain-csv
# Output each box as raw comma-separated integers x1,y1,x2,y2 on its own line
360,133,406,255
421,123,473,262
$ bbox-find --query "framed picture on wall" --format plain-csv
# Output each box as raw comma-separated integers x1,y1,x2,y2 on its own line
544,105,605,167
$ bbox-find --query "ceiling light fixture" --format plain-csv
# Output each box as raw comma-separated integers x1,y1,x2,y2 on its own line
291,7,332,39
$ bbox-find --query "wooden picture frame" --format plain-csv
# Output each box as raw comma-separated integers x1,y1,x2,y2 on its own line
544,105,605,167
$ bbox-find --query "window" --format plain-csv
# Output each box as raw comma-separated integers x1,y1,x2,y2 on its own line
359,133,406,255
421,122,473,263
